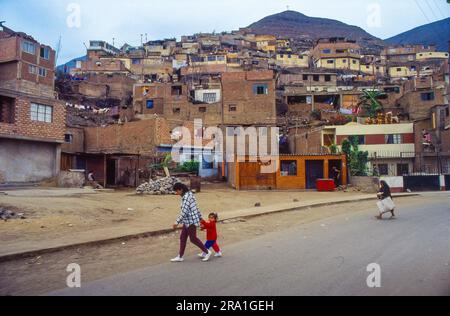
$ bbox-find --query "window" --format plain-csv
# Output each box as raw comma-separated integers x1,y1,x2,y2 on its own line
229,105,237,112
322,49,331,54
386,134,402,144
207,56,216,62
303,74,308,81
30,103,52,123
377,164,389,176
146,100,154,109
171,85,182,96
325,75,331,82
199,107,207,113
421,92,435,101
173,108,181,114
384,87,400,94
288,54,292,59
397,164,409,176
352,60,357,64
203,93,217,103
191,56,203,63
253,84,268,95
342,59,347,63
327,60,334,64
38,68,47,77
280,160,297,176
64,134,73,144
29,65,38,75
40,47,50,60
279,54,284,58
313,75,320,82
22,41,36,55
0,96,15,124
132,59,141,65
202,155,214,170
396,68,402,71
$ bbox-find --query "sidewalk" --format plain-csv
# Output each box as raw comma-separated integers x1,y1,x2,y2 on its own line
0,192,418,262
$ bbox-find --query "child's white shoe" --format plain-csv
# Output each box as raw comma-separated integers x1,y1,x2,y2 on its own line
214,252,223,257
202,250,213,262
198,252,206,258
170,256,184,262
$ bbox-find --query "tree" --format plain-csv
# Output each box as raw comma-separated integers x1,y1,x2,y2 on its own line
341,136,369,176
360,89,386,119
328,142,339,155
149,153,172,171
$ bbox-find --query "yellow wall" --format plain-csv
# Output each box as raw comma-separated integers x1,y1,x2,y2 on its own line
389,66,416,78
360,64,386,76
277,39,290,49
113,58,131,70
416,52,449,60
254,35,276,52
276,54,309,68
191,55,227,66
317,57,360,70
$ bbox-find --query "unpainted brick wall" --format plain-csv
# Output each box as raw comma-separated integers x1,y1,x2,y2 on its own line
0,95,66,142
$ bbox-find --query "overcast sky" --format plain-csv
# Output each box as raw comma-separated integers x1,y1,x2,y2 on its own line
1,0,449,64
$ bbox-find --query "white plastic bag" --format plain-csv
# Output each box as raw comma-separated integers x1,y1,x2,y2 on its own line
377,197,395,214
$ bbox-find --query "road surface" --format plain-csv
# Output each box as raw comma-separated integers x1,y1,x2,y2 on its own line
51,195,450,296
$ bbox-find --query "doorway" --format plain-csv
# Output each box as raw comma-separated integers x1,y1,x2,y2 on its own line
106,159,117,186
305,160,324,189
329,160,342,185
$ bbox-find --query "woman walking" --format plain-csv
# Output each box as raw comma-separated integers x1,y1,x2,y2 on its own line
376,180,396,220
171,183,212,263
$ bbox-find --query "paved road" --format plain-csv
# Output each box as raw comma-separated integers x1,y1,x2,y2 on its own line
51,195,450,296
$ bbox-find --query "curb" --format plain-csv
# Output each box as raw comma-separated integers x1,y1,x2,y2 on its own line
0,193,419,263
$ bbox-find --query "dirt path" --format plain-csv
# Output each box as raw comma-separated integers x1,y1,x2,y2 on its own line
0,185,365,252
0,196,429,296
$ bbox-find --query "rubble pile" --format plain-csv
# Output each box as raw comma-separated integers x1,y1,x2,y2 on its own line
136,177,181,195
0,207,26,221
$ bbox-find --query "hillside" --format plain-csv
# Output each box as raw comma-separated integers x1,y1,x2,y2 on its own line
248,10,384,50
385,18,450,52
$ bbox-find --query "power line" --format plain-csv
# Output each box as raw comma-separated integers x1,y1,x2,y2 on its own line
431,0,448,19
424,0,440,20
414,0,431,22
413,0,448,50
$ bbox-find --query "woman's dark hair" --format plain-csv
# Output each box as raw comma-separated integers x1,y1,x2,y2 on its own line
208,212,218,220
173,183,190,195
380,180,390,188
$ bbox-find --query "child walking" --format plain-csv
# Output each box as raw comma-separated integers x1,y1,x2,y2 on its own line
199,212,223,260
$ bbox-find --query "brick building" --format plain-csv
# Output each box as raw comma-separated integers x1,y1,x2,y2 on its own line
221,70,276,126
133,70,276,127
0,25,66,184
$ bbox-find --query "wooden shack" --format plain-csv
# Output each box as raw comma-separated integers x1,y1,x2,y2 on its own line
227,154,347,190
